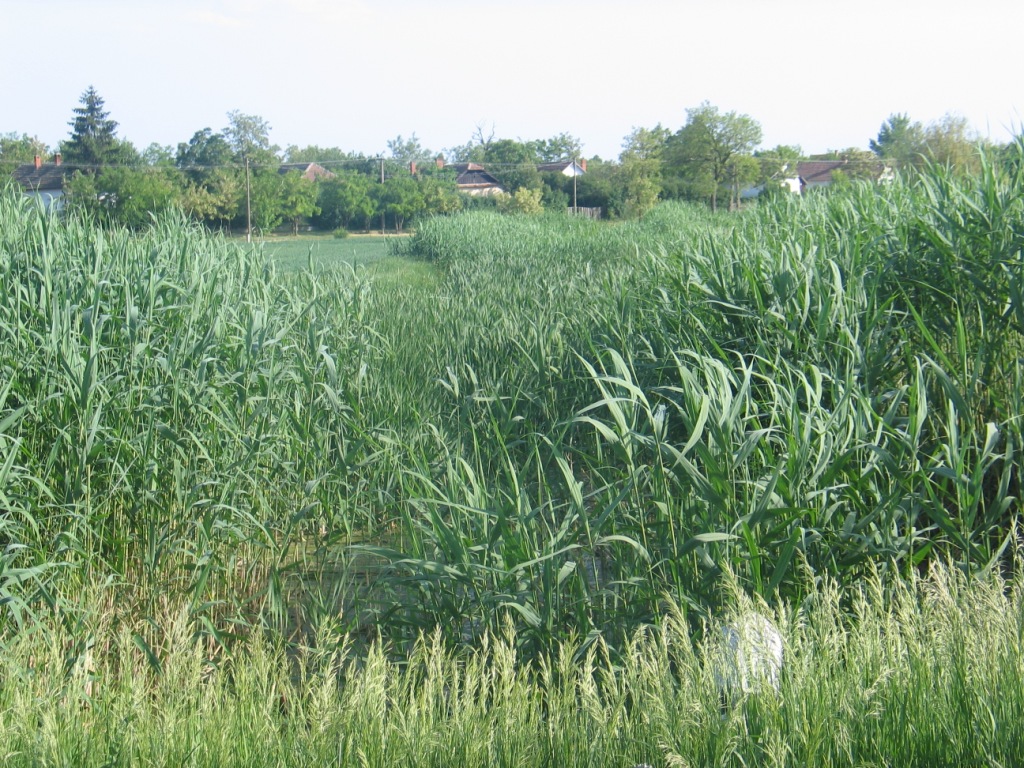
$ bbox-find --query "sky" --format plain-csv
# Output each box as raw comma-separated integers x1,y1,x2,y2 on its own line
2,0,1022,162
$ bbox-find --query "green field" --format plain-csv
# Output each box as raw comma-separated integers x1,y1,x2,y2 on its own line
245,233,440,290
254,233,391,271
1,143,1024,765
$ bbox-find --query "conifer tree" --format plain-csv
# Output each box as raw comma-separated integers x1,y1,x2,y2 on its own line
62,86,135,167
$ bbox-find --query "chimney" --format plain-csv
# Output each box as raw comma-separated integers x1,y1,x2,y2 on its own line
580,158,587,172
409,162,417,175
54,153,62,166
34,155,42,169
435,155,444,169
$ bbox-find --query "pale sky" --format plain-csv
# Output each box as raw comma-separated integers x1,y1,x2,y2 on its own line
2,0,1021,161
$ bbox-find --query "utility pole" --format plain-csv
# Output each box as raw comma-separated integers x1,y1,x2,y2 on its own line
572,155,578,213
245,156,252,243
379,155,386,234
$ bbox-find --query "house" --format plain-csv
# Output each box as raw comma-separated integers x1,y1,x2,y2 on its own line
434,158,505,196
742,158,892,200
797,159,892,192
739,175,801,199
537,159,587,176
11,154,81,209
278,162,335,181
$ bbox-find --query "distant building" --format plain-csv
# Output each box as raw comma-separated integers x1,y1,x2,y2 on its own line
435,158,506,196
11,154,80,210
797,159,892,192
277,162,335,181
537,159,587,176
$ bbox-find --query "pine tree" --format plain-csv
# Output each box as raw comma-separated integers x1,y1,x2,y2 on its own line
62,86,133,167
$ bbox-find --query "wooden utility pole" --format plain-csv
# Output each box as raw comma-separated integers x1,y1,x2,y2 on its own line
245,156,252,243
379,156,386,234
572,156,578,213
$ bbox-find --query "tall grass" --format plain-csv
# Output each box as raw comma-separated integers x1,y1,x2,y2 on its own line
357,147,1023,657
1,143,1022,666
0,561,1022,766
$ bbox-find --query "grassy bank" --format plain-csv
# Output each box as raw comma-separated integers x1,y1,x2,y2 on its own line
2,563,1022,767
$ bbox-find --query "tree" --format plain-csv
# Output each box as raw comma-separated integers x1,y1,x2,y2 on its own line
279,171,320,235
539,180,570,211
181,168,243,230
666,103,763,212
65,166,182,229
375,174,424,232
869,113,982,175
724,154,761,211
528,132,585,162
286,145,375,175
0,132,49,176
498,186,544,215
224,111,279,164
177,128,235,180
387,133,434,169
443,123,496,164
921,113,983,174
574,157,614,215
61,86,137,167
755,144,802,191
870,113,925,169
314,171,377,231
484,139,542,193
418,174,462,217
616,126,668,217
248,170,286,232
141,143,176,167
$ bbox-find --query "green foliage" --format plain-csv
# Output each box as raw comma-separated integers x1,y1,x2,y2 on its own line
314,170,377,231
0,132,49,176
386,132,434,168
279,171,320,235
665,101,763,211
180,168,243,229
871,112,926,168
64,166,184,228
526,131,585,162
375,174,424,232
224,110,279,164
498,186,544,215
922,113,985,173
418,173,462,216
285,144,373,172
755,144,802,190
483,138,542,193
140,142,175,166
248,169,286,231
1,143,1023,673
60,86,137,168
540,178,571,210
574,157,615,212
175,128,234,181
871,112,986,175
616,125,669,217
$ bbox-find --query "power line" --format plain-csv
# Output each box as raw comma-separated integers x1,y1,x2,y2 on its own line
18,157,586,173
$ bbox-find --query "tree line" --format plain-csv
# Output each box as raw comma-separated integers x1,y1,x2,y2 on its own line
1,87,1011,231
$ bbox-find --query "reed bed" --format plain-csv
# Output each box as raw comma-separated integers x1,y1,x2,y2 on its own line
0,144,1023,763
